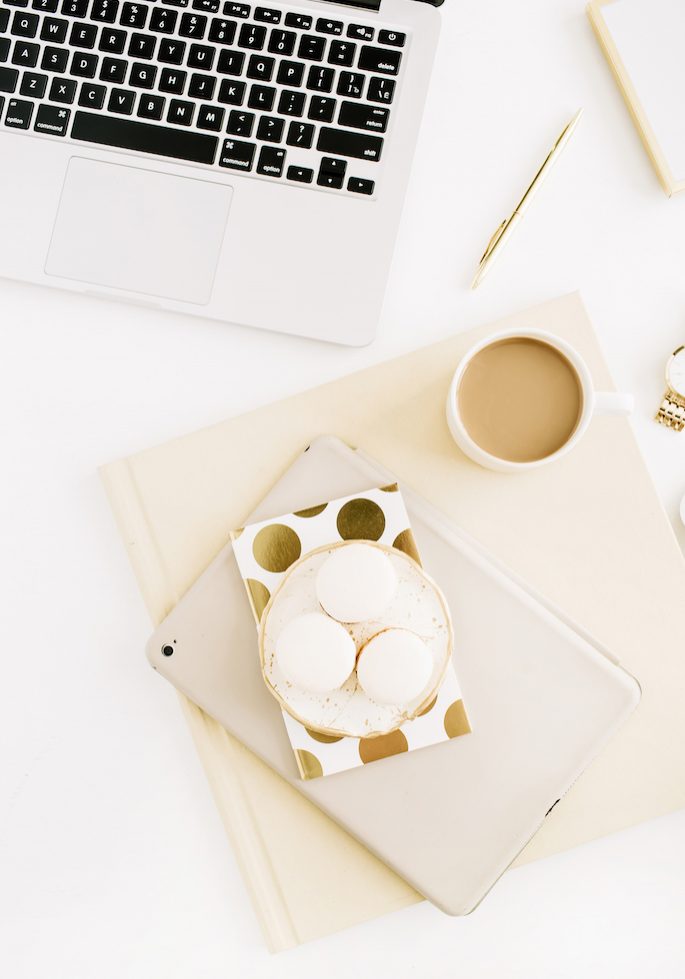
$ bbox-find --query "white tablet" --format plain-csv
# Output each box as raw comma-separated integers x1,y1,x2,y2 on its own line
146,436,640,915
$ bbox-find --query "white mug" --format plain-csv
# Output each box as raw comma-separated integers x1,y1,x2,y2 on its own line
445,328,634,473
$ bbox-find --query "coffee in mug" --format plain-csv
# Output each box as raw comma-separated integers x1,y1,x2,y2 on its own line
457,337,583,463
446,329,633,472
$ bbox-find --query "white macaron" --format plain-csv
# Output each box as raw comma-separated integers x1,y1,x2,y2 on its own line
316,543,398,623
275,612,356,693
357,628,433,706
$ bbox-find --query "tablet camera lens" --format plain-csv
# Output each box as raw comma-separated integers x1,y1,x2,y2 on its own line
161,644,174,657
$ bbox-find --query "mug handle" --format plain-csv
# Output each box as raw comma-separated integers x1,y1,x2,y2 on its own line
593,391,634,416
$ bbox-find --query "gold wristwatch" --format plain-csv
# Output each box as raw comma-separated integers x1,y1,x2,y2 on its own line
655,346,685,431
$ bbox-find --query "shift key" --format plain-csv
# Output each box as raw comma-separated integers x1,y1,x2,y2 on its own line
316,126,383,162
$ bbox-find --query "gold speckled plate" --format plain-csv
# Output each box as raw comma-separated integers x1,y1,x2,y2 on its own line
258,541,454,738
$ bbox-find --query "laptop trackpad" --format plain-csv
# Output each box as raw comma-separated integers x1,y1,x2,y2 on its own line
45,158,232,305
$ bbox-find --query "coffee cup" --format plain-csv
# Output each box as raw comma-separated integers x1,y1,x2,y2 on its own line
445,329,633,473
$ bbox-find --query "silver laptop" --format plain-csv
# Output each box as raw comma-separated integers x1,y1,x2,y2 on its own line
0,0,441,344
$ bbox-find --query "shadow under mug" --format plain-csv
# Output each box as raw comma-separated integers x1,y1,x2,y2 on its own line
445,328,634,473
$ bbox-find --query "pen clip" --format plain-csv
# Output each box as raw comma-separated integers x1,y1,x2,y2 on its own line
479,219,508,264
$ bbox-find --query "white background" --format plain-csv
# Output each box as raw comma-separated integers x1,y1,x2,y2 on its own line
2,0,685,975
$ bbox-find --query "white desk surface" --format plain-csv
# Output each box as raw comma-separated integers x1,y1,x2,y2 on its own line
2,0,685,975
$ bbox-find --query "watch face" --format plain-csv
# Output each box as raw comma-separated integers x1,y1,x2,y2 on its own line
668,347,685,397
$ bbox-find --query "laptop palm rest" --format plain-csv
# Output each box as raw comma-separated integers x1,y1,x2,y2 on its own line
45,157,232,305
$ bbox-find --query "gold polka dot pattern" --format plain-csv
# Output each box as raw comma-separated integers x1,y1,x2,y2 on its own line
336,498,385,541
359,729,409,763
252,524,302,573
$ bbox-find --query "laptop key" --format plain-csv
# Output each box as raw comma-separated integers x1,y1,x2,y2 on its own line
217,77,244,103
358,45,401,75
255,113,282,141
158,38,186,63
149,7,177,33
0,66,19,91
188,71,215,98
40,17,68,42
98,28,126,53
91,0,118,23
254,6,279,24
34,101,69,133
256,143,284,176
246,82,273,110
339,100,388,133
286,164,312,183
298,34,324,61
306,64,333,92
4,96,33,127
246,53,273,81
49,74,76,100
168,97,194,125
347,24,373,41
78,80,106,106
0,38,9,61
276,59,302,86
315,18,342,36
4,0,30,6
238,23,265,50
284,12,310,30
129,60,157,88
216,47,243,74
328,40,355,67
0,10,8,30
72,109,219,163
41,45,68,71
276,88,304,116
128,33,156,59
367,76,394,104
11,11,39,37
337,71,363,99
100,56,126,81
137,92,165,118
70,50,98,76
307,95,334,122
32,0,60,11
159,66,186,92
187,42,215,70
347,176,374,195
378,30,405,47
196,101,223,129
226,108,252,135
223,2,249,17
218,135,255,170
193,0,219,11
108,85,135,113
19,69,47,96
12,41,40,66
316,126,383,162
70,22,97,48
61,0,88,16
207,19,235,44
120,2,147,28
267,28,294,56
285,119,312,148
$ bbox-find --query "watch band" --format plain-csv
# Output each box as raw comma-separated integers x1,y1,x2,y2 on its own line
655,390,685,431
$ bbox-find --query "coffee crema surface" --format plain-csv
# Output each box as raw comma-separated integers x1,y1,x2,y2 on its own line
457,337,583,463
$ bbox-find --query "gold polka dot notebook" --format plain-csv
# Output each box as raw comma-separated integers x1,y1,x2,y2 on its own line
230,486,470,779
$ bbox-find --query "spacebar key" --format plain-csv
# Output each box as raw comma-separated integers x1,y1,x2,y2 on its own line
316,126,383,162
71,111,218,165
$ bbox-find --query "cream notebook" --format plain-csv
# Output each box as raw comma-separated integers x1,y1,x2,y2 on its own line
102,293,685,950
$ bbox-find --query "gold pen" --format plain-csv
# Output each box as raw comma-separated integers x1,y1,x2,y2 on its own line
471,108,583,290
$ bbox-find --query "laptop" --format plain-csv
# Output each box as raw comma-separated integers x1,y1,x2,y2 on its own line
146,437,641,914
0,0,441,345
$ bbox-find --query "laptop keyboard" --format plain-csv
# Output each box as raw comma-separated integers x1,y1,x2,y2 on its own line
0,0,409,196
